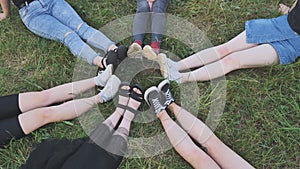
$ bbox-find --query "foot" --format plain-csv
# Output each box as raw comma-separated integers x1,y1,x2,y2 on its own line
94,64,113,87
123,84,144,121
144,86,166,114
142,45,158,61
103,45,128,70
279,3,290,14
158,79,174,107
150,41,160,54
127,42,143,58
157,53,183,83
98,75,121,103
116,82,131,116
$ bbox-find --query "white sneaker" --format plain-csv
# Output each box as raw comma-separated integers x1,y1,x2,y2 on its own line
142,45,158,61
127,43,142,58
98,75,121,103
94,64,113,87
157,53,182,83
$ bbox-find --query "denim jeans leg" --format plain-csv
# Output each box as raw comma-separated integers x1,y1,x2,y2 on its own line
151,0,168,43
50,0,114,52
133,0,151,42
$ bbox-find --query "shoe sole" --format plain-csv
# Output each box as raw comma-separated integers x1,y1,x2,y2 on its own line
158,79,170,91
144,86,159,105
128,43,142,58
142,45,158,61
157,53,168,78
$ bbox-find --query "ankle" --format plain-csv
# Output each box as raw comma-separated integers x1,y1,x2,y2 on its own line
108,44,118,52
133,40,143,46
150,41,160,54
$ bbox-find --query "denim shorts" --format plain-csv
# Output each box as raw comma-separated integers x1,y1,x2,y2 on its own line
246,15,300,64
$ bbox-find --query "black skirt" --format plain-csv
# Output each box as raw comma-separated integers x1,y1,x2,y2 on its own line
20,138,123,169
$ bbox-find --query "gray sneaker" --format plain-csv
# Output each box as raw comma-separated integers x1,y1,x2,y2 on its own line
94,64,113,87
144,86,166,114
157,53,183,83
158,79,174,107
98,75,121,103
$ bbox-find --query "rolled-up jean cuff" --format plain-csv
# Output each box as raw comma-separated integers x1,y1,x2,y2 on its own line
79,44,100,65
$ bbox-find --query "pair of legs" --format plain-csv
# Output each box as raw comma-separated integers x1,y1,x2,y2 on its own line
18,0,120,68
144,80,254,168
0,66,119,146
21,85,144,169
129,0,168,54
159,31,279,83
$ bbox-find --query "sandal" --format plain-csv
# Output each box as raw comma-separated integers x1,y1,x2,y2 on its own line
116,82,131,111
101,45,128,70
125,84,145,115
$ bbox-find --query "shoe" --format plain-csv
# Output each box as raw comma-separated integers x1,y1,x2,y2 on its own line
116,82,131,111
127,42,142,58
142,45,158,61
144,86,166,114
124,84,145,119
98,75,121,103
157,53,183,83
102,45,128,70
94,64,113,87
158,79,174,107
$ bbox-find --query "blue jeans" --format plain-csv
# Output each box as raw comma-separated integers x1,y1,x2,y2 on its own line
19,0,115,65
133,0,168,44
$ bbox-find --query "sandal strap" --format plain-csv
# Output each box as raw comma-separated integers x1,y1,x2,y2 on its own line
119,82,131,97
100,57,106,69
130,84,144,102
117,104,127,110
126,106,140,115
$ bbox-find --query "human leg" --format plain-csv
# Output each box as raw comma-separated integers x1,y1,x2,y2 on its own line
150,0,168,53
105,84,144,156
144,87,220,169
19,66,113,113
177,31,258,71
0,117,25,147
180,44,278,82
168,103,254,169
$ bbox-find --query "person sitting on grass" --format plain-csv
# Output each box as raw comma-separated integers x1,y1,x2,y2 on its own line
0,65,122,147
20,82,145,169
0,0,127,70
144,79,254,169
127,0,169,58
144,1,300,83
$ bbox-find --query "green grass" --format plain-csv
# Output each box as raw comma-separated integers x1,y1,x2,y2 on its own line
0,0,300,168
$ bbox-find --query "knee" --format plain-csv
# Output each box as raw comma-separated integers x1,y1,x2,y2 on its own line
216,43,231,57
152,1,168,13
137,1,150,12
39,107,58,124
222,53,241,70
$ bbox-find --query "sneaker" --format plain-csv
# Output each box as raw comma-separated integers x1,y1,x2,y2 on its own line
104,45,128,70
157,53,183,83
98,75,121,103
142,45,158,61
144,86,166,114
94,64,113,87
127,42,142,58
158,79,174,107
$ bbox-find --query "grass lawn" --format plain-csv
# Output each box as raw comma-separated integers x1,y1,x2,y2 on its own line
0,0,299,168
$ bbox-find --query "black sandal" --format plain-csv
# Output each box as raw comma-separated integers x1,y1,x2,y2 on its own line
116,82,131,110
126,84,144,115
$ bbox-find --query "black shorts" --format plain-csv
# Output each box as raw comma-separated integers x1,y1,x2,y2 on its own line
0,94,22,119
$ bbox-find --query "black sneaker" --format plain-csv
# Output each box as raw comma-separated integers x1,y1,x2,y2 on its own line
104,45,128,70
144,86,166,114
158,79,174,107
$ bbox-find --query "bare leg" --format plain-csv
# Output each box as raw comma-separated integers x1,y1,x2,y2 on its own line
19,78,96,113
181,44,278,82
177,31,257,71
18,95,100,134
157,109,220,169
168,103,254,169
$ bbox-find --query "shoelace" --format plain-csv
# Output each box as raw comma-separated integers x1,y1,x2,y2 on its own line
164,89,174,104
151,98,163,113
